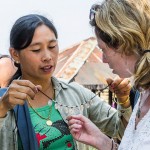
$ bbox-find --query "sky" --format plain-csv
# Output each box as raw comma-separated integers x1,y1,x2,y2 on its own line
0,0,101,54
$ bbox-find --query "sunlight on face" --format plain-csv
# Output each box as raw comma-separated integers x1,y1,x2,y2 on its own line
97,38,138,78
16,25,59,81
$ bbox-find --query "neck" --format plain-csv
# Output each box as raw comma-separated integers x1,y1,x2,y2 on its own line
141,89,150,98
0,81,9,88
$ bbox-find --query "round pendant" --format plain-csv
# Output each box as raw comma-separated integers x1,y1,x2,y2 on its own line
46,120,52,126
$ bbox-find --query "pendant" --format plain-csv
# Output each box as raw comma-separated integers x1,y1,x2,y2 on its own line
46,120,52,126
136,107,141,118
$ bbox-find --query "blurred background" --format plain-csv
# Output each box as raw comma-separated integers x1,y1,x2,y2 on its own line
0,0,100,54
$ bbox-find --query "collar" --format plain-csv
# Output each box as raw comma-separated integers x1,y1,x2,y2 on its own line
51,76,68,99
51,76,68,90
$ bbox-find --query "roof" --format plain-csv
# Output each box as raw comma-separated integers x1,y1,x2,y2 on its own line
54,37,116,89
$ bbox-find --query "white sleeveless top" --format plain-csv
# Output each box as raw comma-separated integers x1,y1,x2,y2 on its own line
119,94,150,150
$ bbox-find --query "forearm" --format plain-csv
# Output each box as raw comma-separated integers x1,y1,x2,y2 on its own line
95,134,112,150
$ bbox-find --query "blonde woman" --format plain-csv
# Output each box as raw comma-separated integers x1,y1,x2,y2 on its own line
68,0,150,150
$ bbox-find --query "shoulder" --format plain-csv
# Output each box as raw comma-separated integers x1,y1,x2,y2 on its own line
53,77,94,99
57,77,88,90
61,80,95,100
52,76,84,89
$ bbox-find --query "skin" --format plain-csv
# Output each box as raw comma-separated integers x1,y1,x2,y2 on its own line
68,115,112,150
97,38,139,78
11,24,59,85
0,57,17,88
0,24,59,116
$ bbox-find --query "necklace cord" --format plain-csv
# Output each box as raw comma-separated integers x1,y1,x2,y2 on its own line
38,89,53,100
27,96,52,120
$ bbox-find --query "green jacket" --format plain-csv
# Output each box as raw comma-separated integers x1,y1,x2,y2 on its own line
0,77,132,150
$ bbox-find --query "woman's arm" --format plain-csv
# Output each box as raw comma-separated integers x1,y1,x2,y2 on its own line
67,114,113,150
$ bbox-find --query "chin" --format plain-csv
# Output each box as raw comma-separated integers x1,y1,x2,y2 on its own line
114,70,131,78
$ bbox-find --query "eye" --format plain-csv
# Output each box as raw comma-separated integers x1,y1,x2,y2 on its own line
48,45,57,49
32,49,40,52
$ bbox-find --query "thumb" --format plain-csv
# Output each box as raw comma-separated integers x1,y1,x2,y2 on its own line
36,85,42,92
106,78,113,85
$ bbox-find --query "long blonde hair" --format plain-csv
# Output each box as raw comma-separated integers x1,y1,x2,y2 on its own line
92,0,150,90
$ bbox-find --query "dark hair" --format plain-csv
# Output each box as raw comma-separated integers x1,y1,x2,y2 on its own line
10,14,58,82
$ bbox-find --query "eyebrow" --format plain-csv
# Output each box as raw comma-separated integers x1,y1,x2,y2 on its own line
29,39,57,47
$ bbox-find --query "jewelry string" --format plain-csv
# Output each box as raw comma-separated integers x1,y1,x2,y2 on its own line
27,89,54,126
136,92,150,118
135,91,150,129
27,96,52,120
37,83,112,115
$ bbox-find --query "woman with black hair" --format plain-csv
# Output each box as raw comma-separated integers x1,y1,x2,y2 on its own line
0,14,131,150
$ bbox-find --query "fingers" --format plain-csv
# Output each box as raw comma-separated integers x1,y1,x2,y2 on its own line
106,78,114,86
69,122,82,131
67,115,90,131
9,83,35,100
67,115,83,135
68,117,83,126
9,92,29,105
114,79,131,94
1,79,40,110
67,114,89,123
107,77,131,101
107,77,131,93
36,85,42,91
13,80,39,94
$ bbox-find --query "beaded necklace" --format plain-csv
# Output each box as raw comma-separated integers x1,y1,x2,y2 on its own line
135,90,150,129
39,84,110,115
27,83,111,126
136,91,150,118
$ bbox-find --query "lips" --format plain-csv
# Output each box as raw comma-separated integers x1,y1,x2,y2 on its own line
41,65,53,73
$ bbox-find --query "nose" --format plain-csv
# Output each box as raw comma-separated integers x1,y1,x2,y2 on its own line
102,53,108,63
41,49,52,62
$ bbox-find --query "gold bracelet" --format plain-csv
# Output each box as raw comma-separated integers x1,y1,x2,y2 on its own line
113,96,130,105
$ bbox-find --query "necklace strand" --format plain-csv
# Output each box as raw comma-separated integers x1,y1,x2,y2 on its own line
27,89,54,126
27,83,111,122
135,91,150,129
37,83,111,115
136,93,150,118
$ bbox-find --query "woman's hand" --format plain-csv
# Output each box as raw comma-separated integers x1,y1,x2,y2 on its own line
67,114,112,150
107,76,131,108
0,80,41,117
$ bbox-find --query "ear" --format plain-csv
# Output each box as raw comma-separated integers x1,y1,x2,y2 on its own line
9,48,20,63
